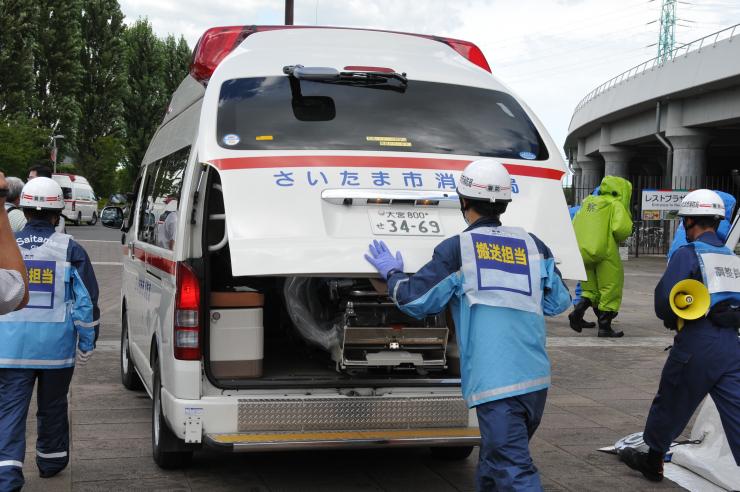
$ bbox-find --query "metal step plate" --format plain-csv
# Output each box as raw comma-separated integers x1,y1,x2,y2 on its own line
237,395,467,432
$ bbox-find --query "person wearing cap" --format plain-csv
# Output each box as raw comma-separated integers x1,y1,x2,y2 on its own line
0,177,97,490
620,189,740,482
364,159,571,491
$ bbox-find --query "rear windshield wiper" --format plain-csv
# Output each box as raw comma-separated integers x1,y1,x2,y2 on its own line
283,65,408,93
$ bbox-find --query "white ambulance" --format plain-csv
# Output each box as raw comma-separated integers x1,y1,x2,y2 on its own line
52,173,99,225
102,25,584,468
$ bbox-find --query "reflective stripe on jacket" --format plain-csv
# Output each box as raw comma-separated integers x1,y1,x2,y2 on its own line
388,217,572,407
0,229,94,369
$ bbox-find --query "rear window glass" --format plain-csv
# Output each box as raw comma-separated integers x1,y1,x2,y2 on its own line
216,77,547,160
61,187,72,200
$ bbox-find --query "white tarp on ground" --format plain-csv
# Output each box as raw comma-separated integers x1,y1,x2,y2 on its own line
670,397,740,491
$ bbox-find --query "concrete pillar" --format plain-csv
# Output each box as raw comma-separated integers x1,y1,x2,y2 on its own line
666,134,711,189
577,138,603,202
599,146,633,178
578,159,603,201
569,156,581,204
665,101,711,189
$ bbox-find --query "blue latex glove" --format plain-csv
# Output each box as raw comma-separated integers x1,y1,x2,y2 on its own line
364,240,404,280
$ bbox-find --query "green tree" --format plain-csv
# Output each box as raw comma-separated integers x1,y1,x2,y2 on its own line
0,1,39,117
162,34,191,97
0,117,50,177
77,0,126,196
34,0,84,150
122,18,166,183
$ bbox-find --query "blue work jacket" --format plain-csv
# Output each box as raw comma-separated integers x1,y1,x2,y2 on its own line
0,221,96,368
656,231,740,330
388,217,572,407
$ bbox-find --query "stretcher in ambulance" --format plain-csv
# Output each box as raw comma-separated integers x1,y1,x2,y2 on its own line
103,25,583,468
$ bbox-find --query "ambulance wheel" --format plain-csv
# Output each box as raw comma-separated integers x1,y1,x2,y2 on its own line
430,446,474,460
152,362,193,469
120,313,143,390
88,212,97,225
74,212,82,226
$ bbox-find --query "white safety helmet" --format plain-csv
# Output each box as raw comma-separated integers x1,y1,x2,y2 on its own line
677,189,725,219
19,177,65,211
457,159,512,203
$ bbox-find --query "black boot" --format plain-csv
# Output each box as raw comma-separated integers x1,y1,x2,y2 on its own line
568,299,595,333
597,311,623,338
619,447,663,482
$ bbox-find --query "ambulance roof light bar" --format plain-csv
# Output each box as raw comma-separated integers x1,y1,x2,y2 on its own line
190,25,491,84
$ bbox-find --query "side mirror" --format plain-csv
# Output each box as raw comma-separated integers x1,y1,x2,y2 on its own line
101,206,124,229
292,96,336,122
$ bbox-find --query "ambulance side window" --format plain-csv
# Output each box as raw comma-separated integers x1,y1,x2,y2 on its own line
137,166,158,244
124,176,142,233
136,146,190,250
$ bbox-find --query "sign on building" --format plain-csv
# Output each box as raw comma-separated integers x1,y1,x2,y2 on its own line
641,189,689,220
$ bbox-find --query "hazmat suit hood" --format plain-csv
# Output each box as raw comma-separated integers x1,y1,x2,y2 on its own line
598,176,632,213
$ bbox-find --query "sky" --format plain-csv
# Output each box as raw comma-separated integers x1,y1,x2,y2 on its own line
120,0,740,158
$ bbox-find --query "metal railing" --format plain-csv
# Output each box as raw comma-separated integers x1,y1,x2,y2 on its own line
574,23,740,112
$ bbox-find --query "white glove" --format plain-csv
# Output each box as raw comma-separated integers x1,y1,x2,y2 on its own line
76,348,93,366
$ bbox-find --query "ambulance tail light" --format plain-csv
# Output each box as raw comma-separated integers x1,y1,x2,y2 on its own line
190,26,251,84
439,38,491,73
71,201,76,211
175,262,201,360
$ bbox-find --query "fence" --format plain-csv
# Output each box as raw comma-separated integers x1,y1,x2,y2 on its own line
574,23,740,112
564,175,740,257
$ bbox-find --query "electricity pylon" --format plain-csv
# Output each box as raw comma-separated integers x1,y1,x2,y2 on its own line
658,0,677,62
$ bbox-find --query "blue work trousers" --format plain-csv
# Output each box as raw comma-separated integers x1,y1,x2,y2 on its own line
0,368,74,492
643,325,740,465
476,389,547,492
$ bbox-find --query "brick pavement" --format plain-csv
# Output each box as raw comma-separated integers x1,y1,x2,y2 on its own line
19,243,690,491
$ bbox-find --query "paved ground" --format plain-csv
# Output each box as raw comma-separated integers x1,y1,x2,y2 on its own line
19,227,692,491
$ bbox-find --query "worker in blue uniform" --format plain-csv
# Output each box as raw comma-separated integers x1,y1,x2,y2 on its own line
365,159,572,491
620,189,740,482
0,177,97,492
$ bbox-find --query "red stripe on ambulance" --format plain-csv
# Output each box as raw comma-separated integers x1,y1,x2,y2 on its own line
209,156,565,181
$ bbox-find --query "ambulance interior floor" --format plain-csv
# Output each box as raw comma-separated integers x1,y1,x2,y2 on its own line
23,242,696,491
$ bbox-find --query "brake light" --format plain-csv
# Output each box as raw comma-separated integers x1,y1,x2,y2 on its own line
189,25,492,84
439,38,491,73
174,262,201,360
190,26,250,83
71,201,76,211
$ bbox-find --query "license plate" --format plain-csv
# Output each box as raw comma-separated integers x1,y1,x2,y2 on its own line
368,209,444,236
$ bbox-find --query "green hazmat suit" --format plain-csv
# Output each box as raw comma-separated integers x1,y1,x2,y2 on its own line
572,176,633,312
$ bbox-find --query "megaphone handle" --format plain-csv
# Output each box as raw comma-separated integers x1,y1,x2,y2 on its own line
677,318,685,332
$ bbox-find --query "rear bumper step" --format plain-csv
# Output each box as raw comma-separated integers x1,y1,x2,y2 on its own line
205,427,480,452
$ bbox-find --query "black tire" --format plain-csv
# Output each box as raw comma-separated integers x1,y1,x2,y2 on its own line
430,446,475,460
120,312,143,390
74,212,82,226
87,211,97,225
152,361,193,469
